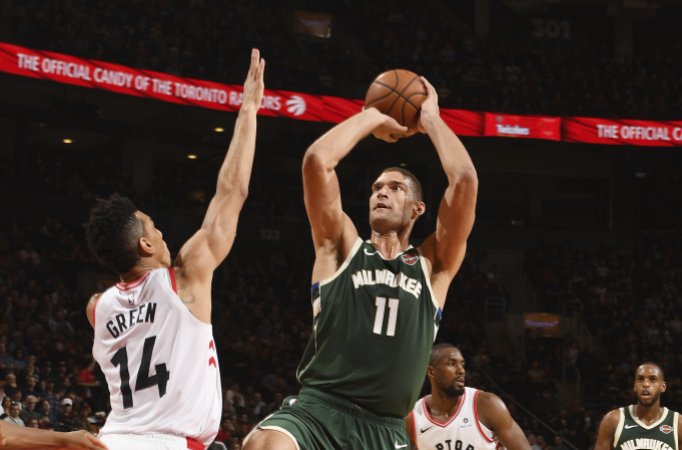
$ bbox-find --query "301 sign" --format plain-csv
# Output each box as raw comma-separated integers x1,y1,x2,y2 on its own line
531,19,571,39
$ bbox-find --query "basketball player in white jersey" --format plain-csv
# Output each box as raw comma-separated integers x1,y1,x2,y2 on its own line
83,49,265,450
407,344,531,450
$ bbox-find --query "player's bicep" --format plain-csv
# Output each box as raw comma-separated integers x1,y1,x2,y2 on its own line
202,194,242,252
179,195,242,276
594,410,619,450
478,393,530,450
176,229,223,283
497,421,531,450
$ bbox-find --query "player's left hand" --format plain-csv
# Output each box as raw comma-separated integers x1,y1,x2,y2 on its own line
417,77,440,133
242,48,265,110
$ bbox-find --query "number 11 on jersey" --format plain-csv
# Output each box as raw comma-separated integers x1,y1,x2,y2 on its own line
373,297,399,336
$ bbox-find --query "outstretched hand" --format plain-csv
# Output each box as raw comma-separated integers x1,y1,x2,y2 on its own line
242,48,265,110
61,430,109,449
417,76,440,133
368,108,410,143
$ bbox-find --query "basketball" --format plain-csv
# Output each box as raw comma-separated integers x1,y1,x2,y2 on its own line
364,69,427,131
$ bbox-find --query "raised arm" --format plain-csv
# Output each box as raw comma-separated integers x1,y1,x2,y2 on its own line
594,410,620,450
477,392,531,450
302,108,407,280
174,49,265,322
417,78,478,307
0,421,107,449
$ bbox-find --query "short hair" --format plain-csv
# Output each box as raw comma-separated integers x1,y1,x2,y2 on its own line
429,342,459,366
637,362,665,380
380,167,423,201
85,194,143,274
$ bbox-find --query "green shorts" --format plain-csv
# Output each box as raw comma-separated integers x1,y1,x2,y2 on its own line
252,386,409,450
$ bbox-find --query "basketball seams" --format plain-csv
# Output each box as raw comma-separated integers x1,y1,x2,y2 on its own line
397,76,423,128
366,79,400,108
398,75,424,109
369,79,423,112
364,69,426,128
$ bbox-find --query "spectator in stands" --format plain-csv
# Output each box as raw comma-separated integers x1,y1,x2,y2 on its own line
21,374,40,399
4,401,24,426
35,398,52,426
55,398,79,432
20,395,40,424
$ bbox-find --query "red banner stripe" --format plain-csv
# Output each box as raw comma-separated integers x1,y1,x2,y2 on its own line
563,117,682,147
2,42,682,147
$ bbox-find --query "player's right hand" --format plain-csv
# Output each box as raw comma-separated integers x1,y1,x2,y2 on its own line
368,109,409,143
61,430,109,449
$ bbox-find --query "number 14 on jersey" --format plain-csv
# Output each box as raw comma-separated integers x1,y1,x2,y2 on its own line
111,335,170,408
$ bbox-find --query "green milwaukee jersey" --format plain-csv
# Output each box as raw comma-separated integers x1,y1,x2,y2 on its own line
614,406,679,450
297,238,441,417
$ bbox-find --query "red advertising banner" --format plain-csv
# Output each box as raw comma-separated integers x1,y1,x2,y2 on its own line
563,117,682,147
442,109,483,137
2,42,682,147
0,42,364,123
484,112,561,141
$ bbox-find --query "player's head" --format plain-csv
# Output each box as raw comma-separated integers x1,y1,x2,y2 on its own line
633,362,666,407
85,193,170,274
369,167,425,233
427,343,465,397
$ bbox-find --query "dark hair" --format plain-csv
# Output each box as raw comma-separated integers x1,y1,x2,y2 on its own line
429,342,459,366
84,193,143,274
381,167,423,201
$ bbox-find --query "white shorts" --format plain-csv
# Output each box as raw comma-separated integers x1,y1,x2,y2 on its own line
100,433,205,450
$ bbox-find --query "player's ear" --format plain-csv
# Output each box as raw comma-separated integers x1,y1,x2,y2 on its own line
426,365,435,380
413,201,425,218
661,381,667,393
139,236,155,256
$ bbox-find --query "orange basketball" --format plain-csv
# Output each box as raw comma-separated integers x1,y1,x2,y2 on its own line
364,69,427,131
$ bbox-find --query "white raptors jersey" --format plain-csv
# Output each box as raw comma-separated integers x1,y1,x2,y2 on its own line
409,387,499,450
92,268,221,447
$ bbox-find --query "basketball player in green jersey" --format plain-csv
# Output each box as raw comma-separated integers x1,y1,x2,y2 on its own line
594,362,682,450
244,77,478,450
